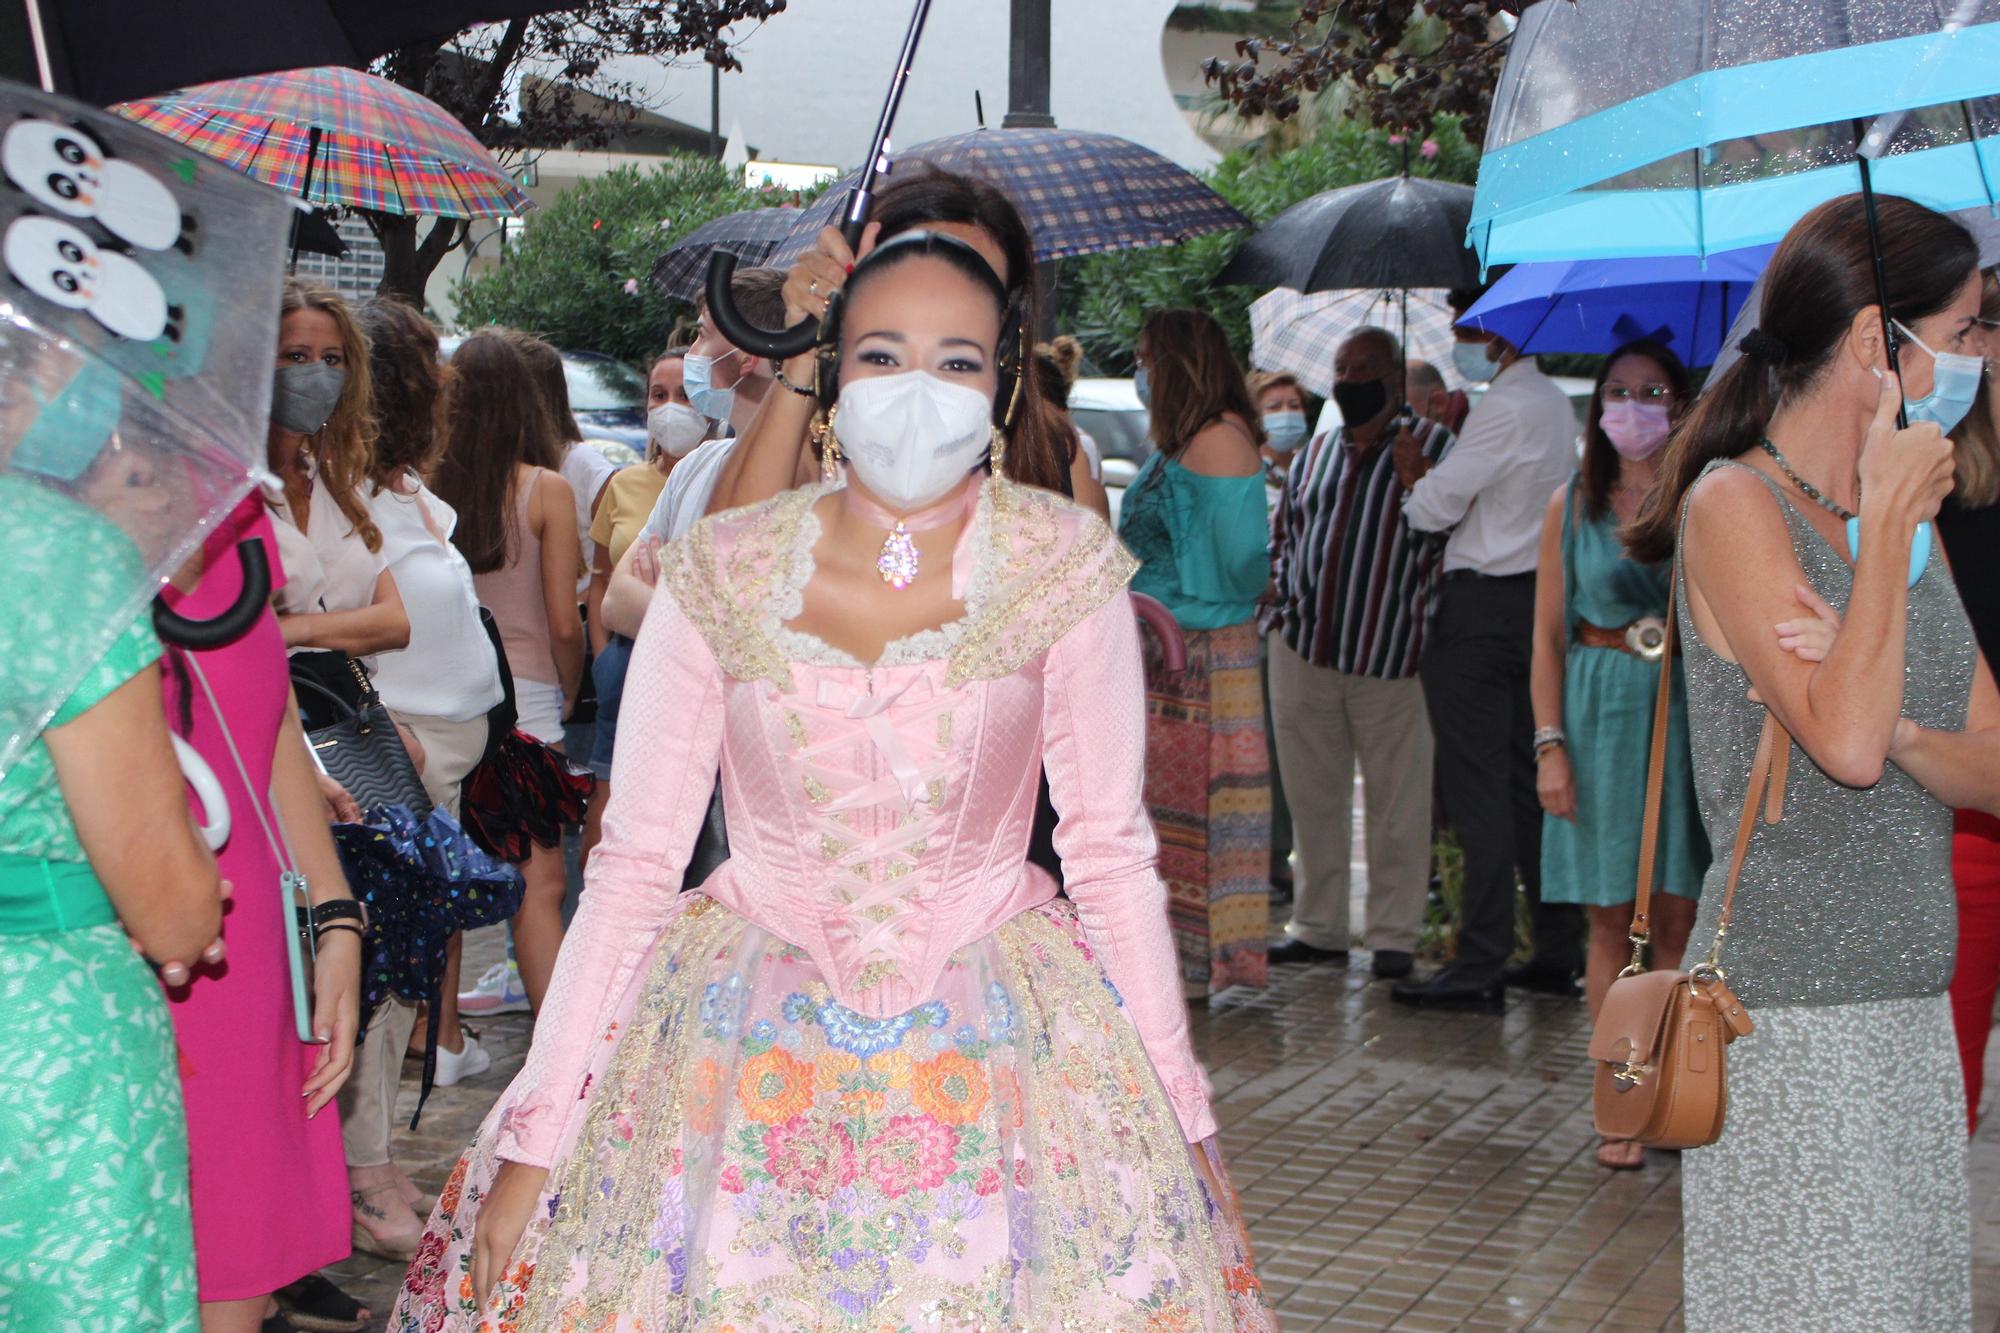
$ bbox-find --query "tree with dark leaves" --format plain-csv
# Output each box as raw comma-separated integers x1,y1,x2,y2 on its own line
1202,2,1525,138
368,2,787,304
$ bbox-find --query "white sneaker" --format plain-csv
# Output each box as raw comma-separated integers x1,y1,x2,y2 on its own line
457,960,530,1015
431,1032,491,1087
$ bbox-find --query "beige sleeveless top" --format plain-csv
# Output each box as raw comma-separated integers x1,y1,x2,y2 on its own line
474,466,559,687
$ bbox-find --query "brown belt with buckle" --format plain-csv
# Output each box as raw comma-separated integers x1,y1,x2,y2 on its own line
1576,617,1670,661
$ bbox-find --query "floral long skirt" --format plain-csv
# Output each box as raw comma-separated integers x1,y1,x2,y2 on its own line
393,896,1272,1331
1140,617,1272,996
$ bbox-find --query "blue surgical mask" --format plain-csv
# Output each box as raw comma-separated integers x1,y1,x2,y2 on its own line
1452,340,1497,385
1134,364,1151,408
1262,409,1308,453
682,350,738,422
1846,515,1933,588
1893,319,1984,434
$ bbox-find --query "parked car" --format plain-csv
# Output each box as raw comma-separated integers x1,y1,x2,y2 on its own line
437,337,649,457
1068,376,1150,522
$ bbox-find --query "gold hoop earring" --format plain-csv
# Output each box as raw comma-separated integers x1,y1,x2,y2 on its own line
817,406,841,484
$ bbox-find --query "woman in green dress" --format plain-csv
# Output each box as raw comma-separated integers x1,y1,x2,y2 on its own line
1528,340,1711,1170
0,469,227,1329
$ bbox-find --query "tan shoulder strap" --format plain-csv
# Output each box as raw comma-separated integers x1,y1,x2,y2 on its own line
1630,561,1788,968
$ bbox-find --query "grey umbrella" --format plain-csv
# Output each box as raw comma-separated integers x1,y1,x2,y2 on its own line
1216,174,1481,294
650,205,802,302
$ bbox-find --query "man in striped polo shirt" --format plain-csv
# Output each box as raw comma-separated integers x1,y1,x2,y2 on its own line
1265,327,1454,981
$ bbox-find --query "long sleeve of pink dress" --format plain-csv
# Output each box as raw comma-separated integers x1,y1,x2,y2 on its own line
494,480,1218,1171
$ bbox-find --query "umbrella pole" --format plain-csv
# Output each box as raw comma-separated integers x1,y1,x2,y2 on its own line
1855,128,1909,430
288,127,323,274
24,0,57,92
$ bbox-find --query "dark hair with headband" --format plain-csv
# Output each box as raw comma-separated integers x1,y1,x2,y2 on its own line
816,228,1022,426
863,168,1072,493
1625,193,1977,563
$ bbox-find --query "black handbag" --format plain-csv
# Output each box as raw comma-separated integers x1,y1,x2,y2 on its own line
296,669,433,818
290,649,368,733
477,605,518,766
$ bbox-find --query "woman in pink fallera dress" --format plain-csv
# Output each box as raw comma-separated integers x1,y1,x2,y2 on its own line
392,232,1272,1330
160,492,361,1330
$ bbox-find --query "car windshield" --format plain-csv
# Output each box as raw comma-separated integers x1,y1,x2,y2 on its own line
564,355,645,411
1072,407,1152,465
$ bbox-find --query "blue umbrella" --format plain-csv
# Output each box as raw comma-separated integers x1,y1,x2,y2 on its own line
1457,244,1774,366
1469,2,2000,266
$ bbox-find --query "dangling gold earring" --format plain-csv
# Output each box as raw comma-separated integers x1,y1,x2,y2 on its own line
817,406,841,484
987,423,1009,514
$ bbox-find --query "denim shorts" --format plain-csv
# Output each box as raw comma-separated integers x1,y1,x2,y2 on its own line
586,634,635,780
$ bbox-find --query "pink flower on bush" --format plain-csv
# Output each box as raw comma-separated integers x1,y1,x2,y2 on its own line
1387,133,1406,146
864,1114,959,1199
763,1115,858,1197
1420,139,1439,159
622,278,641,296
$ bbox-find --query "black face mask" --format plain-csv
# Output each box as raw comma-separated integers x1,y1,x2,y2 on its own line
1331,377,1390,428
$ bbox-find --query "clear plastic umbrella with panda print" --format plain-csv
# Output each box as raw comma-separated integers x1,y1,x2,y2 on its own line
0,76,292,777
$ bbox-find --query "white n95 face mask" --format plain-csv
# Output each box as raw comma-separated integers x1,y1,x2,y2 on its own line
834,371,994,511
648,401,708,458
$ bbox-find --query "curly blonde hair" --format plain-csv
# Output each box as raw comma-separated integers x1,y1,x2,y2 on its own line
278,280,381,550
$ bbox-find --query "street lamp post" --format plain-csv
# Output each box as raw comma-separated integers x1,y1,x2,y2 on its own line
1002,0,1054,130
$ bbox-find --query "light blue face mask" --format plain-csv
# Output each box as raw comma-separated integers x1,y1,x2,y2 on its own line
1893,319,1984,434
1262,409,1308,453
1452,338,1497,385
682,350,738,422
1846,515,1932,588
1133,364,1151,408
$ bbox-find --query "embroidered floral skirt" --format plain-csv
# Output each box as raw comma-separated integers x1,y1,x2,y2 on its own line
392,896,1272,1332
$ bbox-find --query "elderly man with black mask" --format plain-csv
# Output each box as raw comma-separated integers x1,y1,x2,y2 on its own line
1266,326,1455,980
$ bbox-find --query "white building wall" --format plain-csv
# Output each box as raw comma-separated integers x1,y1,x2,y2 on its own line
605,0,1217,177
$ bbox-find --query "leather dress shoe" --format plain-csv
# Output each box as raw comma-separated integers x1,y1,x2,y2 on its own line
1370,949,1414,980
1503,960,1583,998
1390,967,1505,1013
1268,938,1349,966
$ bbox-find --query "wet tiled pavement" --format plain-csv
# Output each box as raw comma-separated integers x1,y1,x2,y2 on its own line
334,922,2000,1331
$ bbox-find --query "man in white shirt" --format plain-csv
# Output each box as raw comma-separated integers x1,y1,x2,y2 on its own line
1389,304,1582,1012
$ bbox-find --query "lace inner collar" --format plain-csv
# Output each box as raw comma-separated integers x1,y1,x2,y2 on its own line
768,480,998,669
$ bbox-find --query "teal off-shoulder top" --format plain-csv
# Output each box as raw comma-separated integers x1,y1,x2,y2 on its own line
1116,453,1270,630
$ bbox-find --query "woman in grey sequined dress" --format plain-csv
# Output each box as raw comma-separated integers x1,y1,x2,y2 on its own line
1626,194,2000,1332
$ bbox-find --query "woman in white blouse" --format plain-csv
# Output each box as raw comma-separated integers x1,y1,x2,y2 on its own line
267,283,409,680
360,298,507,1108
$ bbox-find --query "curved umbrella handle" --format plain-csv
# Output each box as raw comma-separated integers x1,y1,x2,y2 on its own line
153,537,271,650
1130,591,1187,674
702,0,934,361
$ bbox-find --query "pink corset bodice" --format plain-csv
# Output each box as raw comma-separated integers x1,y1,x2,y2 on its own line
496,481,1218,1166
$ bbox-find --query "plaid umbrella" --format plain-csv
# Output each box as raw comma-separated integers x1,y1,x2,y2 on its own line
1250,287,1464,399
650,205,802,301
773,128,1247,264
113,66,529,219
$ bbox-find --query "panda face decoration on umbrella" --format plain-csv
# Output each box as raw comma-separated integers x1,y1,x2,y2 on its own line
3,214,173,342
2,118,190,254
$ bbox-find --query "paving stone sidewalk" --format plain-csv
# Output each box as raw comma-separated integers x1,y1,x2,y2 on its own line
332,925,2000,1331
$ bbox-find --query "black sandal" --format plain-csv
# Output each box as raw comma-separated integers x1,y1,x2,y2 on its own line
274,1274,372,1333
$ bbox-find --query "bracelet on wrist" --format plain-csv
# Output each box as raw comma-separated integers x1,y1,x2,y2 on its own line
774,367,817,398
1532,726,1566,757
313,920,364,945
310,898,366,931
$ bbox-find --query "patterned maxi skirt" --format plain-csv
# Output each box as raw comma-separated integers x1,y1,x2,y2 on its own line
392,896,1273,1332
1140,616,1271,996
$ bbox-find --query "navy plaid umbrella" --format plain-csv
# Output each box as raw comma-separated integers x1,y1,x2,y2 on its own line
773,128,1247,264
649,205,802,301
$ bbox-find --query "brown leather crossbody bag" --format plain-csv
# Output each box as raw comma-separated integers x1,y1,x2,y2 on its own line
1588,577,1788,1149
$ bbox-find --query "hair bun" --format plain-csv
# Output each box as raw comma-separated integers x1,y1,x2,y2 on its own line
1038,335,1084,387
1737,328,1788,362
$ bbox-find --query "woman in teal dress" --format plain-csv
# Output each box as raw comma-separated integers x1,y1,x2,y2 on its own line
0,470,227,1329
1528,339,1711,1170
1117,308,1273,998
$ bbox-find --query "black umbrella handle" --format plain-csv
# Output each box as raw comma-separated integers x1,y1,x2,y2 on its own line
703,0,934,360
153,537,271,649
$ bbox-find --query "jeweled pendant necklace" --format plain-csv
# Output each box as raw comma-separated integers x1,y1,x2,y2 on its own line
840,482,977,591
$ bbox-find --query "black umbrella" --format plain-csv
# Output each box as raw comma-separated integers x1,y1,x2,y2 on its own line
20,0,581,106
291,206,348,258
649,205,801,302
1217,174,1480,294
